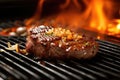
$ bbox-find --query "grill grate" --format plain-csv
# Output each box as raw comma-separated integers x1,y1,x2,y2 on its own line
0,36,120,80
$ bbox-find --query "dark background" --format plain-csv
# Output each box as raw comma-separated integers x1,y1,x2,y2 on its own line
0,0,119,20
0,0,65,19
0,0,38,19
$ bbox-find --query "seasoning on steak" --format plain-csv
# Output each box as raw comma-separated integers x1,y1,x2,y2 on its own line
26,25,98,59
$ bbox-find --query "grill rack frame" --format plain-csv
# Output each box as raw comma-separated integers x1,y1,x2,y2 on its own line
0,36,120,80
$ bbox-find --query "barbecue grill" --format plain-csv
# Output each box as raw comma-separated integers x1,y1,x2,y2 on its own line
0,36,120,80
0,0,120,80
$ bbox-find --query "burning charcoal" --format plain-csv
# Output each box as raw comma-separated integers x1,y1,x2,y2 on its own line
16,27,27,35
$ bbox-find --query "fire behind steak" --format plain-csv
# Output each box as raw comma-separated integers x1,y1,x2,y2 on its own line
26,25,98,59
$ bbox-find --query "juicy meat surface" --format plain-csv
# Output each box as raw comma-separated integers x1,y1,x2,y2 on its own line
26,25,99,59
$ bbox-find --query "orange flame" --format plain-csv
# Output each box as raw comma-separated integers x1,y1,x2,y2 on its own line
25,0,45,26
1,0,120,38
87,0,107,32
107,19,120,36
25,0,120,38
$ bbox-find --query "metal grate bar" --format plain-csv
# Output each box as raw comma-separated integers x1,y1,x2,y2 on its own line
0,61,29,80
71,60,120,80
0,47,56,80
99,46,120,57
70,61,107,78
1,51,51,80
0,36,120,80
57,62,97,80
98,50,120,62
0,43,68,80
0,60,28,79
98,54,120,65
0,53,40,80
0,37,25,48
94,62,120,75
82,63,120,79
0,72,6,80
99,45,120,53
99,59,120,71
7,51,69,80
44,61,83,80
95,54,120,72
97,40,120,48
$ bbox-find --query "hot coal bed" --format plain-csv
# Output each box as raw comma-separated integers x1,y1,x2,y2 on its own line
0,0,120,80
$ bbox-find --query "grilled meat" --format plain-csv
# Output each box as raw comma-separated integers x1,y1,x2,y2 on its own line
26,25,98,59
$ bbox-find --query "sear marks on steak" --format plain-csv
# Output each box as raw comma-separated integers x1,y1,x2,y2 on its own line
26,25,99,59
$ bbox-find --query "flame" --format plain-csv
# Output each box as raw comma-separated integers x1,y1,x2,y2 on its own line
25,0,110,30
87,0,107,32
107,19,120,36
1,0,120,38
24,0,120,38
44,0,109,33
25,0,45,26
117,23,120,30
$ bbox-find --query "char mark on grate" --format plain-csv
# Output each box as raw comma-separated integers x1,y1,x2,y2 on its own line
0,36,120,80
